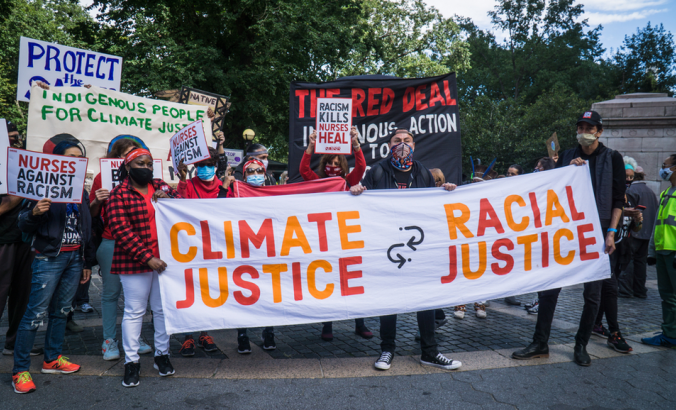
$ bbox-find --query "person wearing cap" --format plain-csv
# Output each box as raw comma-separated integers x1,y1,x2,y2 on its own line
106,148,181,387
11,141,95,394
350,128,462,372
512,110,626,367
234,144,276,186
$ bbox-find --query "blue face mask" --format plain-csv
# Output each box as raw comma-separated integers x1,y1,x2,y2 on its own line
196,165,216,181
247,174,265,186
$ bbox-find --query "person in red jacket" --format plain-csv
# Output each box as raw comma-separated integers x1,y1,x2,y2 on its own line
299,126,366,187
299,126,373,341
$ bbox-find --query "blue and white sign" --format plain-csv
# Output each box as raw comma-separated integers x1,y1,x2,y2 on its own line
223,148,244,167
17,37,123,102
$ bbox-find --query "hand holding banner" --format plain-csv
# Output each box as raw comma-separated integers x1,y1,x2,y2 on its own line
170,120,211,171
100,158,163,191
315,98,352,155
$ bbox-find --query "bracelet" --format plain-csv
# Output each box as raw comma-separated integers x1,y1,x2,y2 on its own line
607,228,618,233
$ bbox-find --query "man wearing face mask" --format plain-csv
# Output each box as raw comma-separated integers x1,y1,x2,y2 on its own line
350,129,461,372
234,143,277,186
512,110,626,367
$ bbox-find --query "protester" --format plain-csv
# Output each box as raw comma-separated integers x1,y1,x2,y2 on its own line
279,171,289,185
12,140,95,394
620,161,659,298
5,120,23,148
642,154,676,348
107,148,180,387
534,157,556,172
175,148,222,356
512,110,625,367
234,143,276,185
350,129,462,371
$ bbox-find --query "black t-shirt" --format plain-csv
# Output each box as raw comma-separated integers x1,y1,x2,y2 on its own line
393,168,411,189
0,195,23,244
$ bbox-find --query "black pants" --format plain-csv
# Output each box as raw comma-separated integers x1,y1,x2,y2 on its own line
435,309,446,321
322,318,365,330
67,278,92,321
0,242,35,349
595,274,620,334
619,238,649,297
380,310,437,357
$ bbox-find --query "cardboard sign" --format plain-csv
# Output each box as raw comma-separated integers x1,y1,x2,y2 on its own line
7,148,88,203
100,158,163,191
177,87,230,137
546,132,560,158
170,120,211,171
315,98,353,155
222,148,244,167
17,37,123,102
0,119,9,194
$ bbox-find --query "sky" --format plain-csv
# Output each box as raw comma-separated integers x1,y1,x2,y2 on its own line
425,0,676,56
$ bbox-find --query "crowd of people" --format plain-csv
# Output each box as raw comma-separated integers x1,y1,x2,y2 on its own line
1,109,675,394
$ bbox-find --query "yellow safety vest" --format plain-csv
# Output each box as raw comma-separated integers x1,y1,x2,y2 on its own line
655,186,676,251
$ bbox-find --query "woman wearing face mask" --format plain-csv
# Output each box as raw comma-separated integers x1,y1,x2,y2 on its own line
300,127,366,187
234,143,277,186
106,148,180,388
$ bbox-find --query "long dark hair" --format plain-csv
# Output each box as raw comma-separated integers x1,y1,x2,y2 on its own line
317,154,348,178
108,138,141,159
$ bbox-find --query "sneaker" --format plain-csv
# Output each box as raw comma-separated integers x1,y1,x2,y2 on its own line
237,333,252,354
607,332,633,354
453,305,465,319
12,371,36,394
198,333,218,352
122,362,140,388
527,300,539,314
66,320,84,333
355,325,374,339
374,351,394,370
592,324,610,339
42,355,81,374
179,335,195,357
641,332,676,347
102,338,121,361
420,353,462,370
138,339,153,355
78,303,94,313
475,302,487,319
435,319,448,330
262,330,276,350
153,354,175,376
321,324,334,342
525,298,538,309
3,347,43,356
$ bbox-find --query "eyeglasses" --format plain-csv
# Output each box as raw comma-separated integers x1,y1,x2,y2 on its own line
245,168,265,175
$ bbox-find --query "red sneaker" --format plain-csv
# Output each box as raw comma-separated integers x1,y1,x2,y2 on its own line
12,371,36,394
41,355,81,374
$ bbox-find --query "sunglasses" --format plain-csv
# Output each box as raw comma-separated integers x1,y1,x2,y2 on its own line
245,168,265,175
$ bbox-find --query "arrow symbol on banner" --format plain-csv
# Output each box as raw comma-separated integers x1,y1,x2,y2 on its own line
404,226,424,250
387,243,409,269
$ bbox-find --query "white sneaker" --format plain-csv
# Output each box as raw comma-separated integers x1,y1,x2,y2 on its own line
475,302,487,319
102,338,120,361
453,305,465,319
78,303,94,313
138,339,153,355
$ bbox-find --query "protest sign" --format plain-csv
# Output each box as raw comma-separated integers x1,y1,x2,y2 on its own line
222,148,243,167
178,87,230,137
0,119,9,194
546,132,560,158
17,37,123,102
169,121,211,171
26,84,212,182
100,158,163,191
314,98,353,155
155,164,609,334
6,148,88,203
289,73,462,183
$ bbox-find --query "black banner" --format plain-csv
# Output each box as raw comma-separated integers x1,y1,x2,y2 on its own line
288,73,462,184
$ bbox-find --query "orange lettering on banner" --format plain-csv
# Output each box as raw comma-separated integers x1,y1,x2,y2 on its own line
444,203,474,240
528,192,543,228
292,262,303,301
262,264,288,303
517,234,538,271
308,213,332,252
200,221,223,260
441,245,457,284
339,256,364,296
545,190,570,226
337,211,364,250
554,229,575,265
477,198,505,236
505,195,529,231
541,232,550,268
199,267,228,308
461,242,486,280
280,216,312,256
233,265,260,306
491,239,514,275
307,260,334,300
176,268,195,309
577,224,600,261
566,186,586,221
223,221,236,259
239,219,276,258
170,222,197,263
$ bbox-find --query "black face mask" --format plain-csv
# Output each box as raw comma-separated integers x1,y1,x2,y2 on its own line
626,180,633,188
129,167,154,185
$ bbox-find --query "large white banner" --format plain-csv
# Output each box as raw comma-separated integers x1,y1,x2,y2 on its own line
26,84,212,182
17,37,123,102
155,165,610,334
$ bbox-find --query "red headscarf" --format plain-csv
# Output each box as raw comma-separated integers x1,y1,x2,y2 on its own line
243,158,266,172
125,148,152,164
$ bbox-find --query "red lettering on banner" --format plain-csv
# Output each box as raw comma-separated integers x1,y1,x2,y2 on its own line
429,82,446,107
295,89,309,118
566,186,586,221
292,262,303,301
380,88,395,114
477,198,505,236
577,223,600,261
176,268,195,309
40,158,50,171
529,192,543,228
352,89,366,117
541,231,550,268
200,220,222,260
415,85,428,110
326,88,339,98
310,89,317,118
441,245,457,284
233,265,260,306
339,256,364,296
239,219,276,258
403,87,415,112
367,88,381,116
308,212,332,252
443,81,457,105
491,239,514,275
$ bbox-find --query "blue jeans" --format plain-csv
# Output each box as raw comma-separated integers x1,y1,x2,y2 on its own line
98,239,120,341
13,251,82,373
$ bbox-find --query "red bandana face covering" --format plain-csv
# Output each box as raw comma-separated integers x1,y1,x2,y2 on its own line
325,165,342,177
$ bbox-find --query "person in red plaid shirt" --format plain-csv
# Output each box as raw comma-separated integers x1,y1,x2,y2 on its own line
106,148,180,388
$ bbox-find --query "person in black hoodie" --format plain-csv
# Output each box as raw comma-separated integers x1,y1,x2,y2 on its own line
10,140,95,394
350,129,462,372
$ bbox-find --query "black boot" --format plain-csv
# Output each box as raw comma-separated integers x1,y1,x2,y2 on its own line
574,344,591,366
512,341,549,360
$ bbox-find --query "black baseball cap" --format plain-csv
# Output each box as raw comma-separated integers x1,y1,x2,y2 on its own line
577,110,602,127
6,120,17,133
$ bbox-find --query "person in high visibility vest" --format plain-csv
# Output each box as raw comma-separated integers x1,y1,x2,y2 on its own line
643,153,676,347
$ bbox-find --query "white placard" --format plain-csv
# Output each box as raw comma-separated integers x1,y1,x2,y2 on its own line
315,98,353,155
170,120,211,171
222,148,244,167
0,119,9,194
100,158,163,191
17,37,123,102
7,148,88,203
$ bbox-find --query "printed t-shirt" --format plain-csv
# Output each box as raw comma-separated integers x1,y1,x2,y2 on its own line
61,205,82,251
393,168,411,189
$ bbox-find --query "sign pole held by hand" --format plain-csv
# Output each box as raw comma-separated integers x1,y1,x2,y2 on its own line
315,98,353,155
